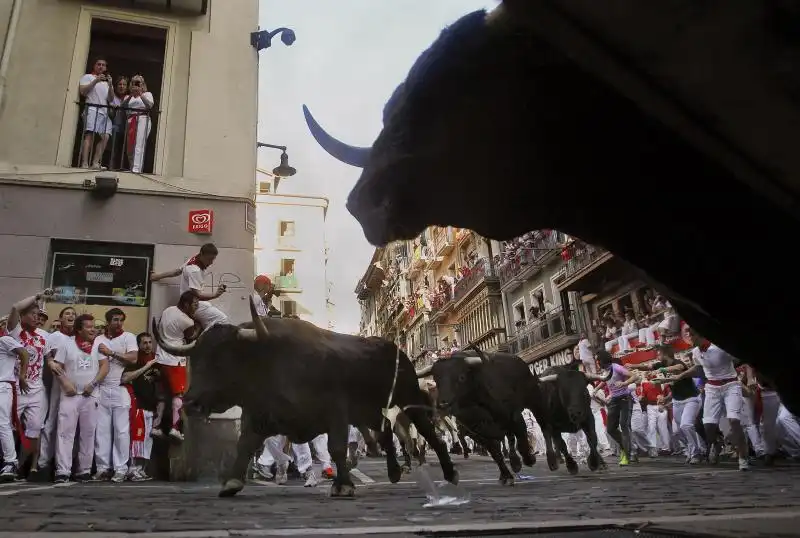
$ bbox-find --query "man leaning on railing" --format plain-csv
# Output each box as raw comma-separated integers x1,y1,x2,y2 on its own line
78,57,114,169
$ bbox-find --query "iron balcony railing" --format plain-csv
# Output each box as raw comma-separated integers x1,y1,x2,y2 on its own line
432,226,455,255
498,232,565,287
507,307,577,355
563,242,608,280
74,102,158,174
453,257,498,302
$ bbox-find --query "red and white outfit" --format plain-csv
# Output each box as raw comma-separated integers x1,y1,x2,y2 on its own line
0,336,25,469
181,258,229,331
9,324,49,440
55,336,103,478
93,330,138,478
37,329,71,469
154,305,194,436
124,91,154,173
640,380,671,453
693,345,743,425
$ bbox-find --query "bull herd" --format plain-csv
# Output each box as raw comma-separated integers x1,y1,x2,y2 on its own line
153,297,610,498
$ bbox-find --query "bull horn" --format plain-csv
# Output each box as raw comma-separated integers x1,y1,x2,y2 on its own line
416,365,433,377
302,105,372,168
538,374,558,382
237,328,259,342
151,316,196,356
464,356,483,366
249,295,269,341
585,369,613,382
466,341,489,362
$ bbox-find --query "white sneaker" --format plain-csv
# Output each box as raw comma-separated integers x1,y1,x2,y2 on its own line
0,463,17,482
275,463,288,485
738,457,750,472
302,468,319,487
168,428,185,442
111,471,126,483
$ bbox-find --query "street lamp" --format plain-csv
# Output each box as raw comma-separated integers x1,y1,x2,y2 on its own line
257,142,296,191
250,27,296,52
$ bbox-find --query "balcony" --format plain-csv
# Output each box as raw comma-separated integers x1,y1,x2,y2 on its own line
455,228,472,243
409,245,428,277
557,241,634,294
433,227,456,256
73,103,159,174
453,257,499,304
498,232,564,290
429,288,455,320
84,0,208,16
271,273,300,292
507,308,579,358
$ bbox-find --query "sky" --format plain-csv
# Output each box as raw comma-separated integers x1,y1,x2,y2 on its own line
257,0,498,334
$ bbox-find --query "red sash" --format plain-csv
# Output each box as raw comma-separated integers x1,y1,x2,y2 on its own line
125,385,146,444
1,381,31,451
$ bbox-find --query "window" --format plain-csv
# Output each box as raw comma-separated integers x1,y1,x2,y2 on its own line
512,298,526,326
280,258,295,275
279,221,295,237
280,299,297,316
47,239,154,333
258,181,271,194
71,19,167,174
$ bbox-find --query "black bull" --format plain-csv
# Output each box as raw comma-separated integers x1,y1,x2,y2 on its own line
415,349,609,483
152,297,458,498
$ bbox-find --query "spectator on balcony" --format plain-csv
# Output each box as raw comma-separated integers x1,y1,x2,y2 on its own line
617,311,639,352
108,76,129,170
638,313,657,347
124,75,155,173
79,57,114,169
657,304,681,342
603,318,620,352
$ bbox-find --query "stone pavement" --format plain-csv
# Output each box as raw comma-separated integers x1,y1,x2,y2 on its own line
0,456,798,537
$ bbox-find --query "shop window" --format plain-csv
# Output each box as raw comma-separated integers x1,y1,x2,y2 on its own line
46,239,154,333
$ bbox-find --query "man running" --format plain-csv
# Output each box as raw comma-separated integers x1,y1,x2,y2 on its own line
151,243,228,331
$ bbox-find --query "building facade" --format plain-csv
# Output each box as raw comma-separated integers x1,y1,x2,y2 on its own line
0,0,259,332
254,170,329,328
354,227,507,360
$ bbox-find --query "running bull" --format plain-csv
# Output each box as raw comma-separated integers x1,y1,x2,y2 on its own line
537,365,612,474
152,298,458,498
302,3,800,416
415,348,540,485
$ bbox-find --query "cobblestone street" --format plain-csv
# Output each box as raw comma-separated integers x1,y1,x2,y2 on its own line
0,456,798,537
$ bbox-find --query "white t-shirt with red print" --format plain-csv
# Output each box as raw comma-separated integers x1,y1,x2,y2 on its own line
0,335,24,383
9,325,49,393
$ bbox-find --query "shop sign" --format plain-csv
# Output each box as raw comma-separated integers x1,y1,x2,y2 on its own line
529,347,576,376
189,209,213,234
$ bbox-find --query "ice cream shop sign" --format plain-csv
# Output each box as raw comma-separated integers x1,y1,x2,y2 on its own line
188,209,214,234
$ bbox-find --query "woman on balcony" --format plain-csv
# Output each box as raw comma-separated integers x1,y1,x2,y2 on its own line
124,75,155,173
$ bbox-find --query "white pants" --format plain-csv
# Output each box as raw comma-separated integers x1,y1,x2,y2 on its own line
638,326,657,346
0,384,17,466
646,405,671,451
591,407,612,454
195,301,230,332
673,396,704,458
618,333,636,352
130,410,154,462
630,402,649,451
56,394,99,476
17,387,47,439
129,115,152,173
740,395,765,456
310,434,332,468
95,402,130,473
348,425,362,444
259,435,313,473
761,390,781,456
562,431,589,461
581,359,597,374
703,381,743,424
777,405,800,457
37,382,61,468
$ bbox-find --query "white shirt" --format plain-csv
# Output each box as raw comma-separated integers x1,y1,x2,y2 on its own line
0,335,23,383
692,344,738,382
94,332,138,406
46,331,72,356
180,261,206,296
578,338,593,362
252,293,268,317
622,320,638,336
127,91,154,113
55,337,104,397
79,73,110,111
9,325,49,392
155,306,195,367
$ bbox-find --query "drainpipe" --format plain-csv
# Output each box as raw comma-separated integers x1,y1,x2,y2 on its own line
0,0,22,120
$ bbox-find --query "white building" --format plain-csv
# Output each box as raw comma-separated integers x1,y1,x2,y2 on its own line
254,169,330,328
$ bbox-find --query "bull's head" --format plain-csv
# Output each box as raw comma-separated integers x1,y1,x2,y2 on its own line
538,368,611,426
304,5,547,246
415,353,483,413
150,296,271,416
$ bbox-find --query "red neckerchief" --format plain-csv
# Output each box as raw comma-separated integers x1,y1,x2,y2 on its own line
19,324,44,346
185,254,205,268
698,341,711,352
75,334,93,354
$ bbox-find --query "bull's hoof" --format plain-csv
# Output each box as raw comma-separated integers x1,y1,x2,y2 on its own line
401,464,412,475
499,475,515,486
330,483,356,498
588,453,600,472
509,453,522,473
218,479,244,498
566,459,579,475
387,464,402,484
463,452,470,459
445,469,460,486
546,453,559,472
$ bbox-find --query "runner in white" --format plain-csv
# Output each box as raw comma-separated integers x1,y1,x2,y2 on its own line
0,333,29,480
150,243,228,331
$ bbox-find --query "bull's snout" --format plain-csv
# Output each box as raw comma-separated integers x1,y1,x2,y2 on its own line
437,399,452,411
